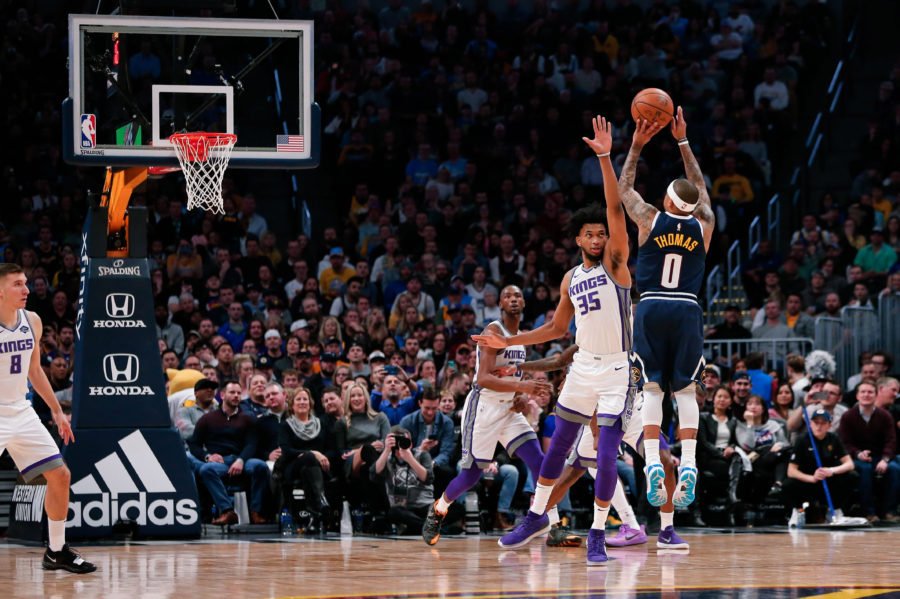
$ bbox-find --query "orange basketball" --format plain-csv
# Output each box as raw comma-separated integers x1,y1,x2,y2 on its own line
631,88,674,127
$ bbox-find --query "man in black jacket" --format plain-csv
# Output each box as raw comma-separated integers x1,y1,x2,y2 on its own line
190,381,270,525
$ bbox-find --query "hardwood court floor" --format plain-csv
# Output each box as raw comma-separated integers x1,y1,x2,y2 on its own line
1,528,899,599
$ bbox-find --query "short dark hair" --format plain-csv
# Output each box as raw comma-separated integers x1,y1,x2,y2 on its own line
0,263,24,280
670,178,699,206
745,352,765,370
567,204,608,238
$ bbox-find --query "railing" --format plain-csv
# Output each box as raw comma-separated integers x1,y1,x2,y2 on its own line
766,195,780,248
748,216,761,257
813,316,847,382
880,294,900,365
705,264,722,328
703,337,814,376
726,240,741,303
813,307,881,386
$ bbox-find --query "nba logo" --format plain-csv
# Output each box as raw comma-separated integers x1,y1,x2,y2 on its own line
81,114,96,148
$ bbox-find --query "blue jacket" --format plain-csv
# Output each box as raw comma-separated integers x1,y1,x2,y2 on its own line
747,369,773,405
399,410,456,467
371,383,422,425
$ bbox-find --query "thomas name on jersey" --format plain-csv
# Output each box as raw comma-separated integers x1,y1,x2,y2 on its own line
0,338,34,354
650,232,700,252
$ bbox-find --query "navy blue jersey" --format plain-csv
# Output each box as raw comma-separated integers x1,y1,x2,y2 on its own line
636,211,706,298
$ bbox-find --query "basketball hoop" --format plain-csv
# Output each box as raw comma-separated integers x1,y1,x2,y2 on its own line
167,132,237,214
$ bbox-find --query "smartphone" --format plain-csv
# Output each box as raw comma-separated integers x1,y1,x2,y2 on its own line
383,365,400,375
810,391,828,402
447,360,457,370
427,432,440,441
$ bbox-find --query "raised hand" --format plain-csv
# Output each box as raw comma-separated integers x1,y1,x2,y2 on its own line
670,106,687,139
471,329,509,349
632,118,664,148
582,115,613,156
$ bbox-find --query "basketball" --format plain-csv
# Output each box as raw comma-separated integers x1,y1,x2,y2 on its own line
631,88,674,127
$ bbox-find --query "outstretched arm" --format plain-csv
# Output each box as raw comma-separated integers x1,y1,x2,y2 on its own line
519,344,578,373
583,115,630,286
473,271,576,349
618,119,663,245
671,106,715,250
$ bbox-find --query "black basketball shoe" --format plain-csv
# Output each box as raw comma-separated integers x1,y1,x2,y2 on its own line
43,544,97,574
422,501,446,545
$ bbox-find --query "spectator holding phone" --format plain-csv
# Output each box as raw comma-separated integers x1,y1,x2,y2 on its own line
370,367,423,425
400,387,456,497
787,380,847,437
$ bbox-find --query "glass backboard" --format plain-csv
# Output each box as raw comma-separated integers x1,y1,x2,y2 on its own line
64,14,318,169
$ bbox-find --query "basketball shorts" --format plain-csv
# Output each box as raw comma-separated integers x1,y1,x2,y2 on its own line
567,391,669,469
0,400,64,482
459,389,537,469
556,350,629,427
632,298,705,392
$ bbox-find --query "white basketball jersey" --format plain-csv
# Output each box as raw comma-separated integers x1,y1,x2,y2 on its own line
567,263,632,355
0,310,36,405
474,320,526,403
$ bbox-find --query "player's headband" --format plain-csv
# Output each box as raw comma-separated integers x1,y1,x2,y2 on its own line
667,181,698,213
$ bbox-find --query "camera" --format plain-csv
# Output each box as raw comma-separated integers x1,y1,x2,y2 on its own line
392,434,412,450
383,365,400,375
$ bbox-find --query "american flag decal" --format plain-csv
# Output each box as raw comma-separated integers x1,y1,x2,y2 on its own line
276,135,304,152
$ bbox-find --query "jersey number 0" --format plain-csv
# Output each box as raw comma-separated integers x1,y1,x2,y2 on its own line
661,253,683,289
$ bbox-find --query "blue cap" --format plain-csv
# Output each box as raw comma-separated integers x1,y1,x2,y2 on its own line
329,247,344,256
810,407,832,422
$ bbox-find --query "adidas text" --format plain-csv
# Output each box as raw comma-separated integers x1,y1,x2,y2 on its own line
68,492,198,527
88,385,154,396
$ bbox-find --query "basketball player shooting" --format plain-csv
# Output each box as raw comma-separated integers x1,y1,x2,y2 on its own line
0,264,95,573
617,107,715,511
474,116,634,565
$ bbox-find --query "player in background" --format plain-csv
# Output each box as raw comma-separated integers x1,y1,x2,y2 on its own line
507,345,689,550
475,116,634,565
421,285,551,546
617,108,715,514
0,264,96,573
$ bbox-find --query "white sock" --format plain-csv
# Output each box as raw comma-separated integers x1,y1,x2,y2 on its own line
592,502,610,530
643,389,664,426
611,479,639,529
48,518,66,552
529,483,553,515
548,507,560,526
436,495,451,514
644,439,661,465
660,510,674,530
681,439,697,464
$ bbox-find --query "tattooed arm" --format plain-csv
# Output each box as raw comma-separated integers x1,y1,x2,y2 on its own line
671,106,715,251
618,119,663,246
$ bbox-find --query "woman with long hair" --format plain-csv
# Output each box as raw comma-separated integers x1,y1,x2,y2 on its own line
278,387,336,532
394,305,422,345
416,359,437,389
245,319,266,352
734,394,790,524
769,381,794,424
366,308,389,347
429,331,448,374
698,386,740,516
388,293,411,331
335,382,390,477
233,354,256,399
318,316,344,347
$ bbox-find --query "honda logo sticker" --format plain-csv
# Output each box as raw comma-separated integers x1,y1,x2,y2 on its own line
105,293,135,318
95,293,145,329
103,354,139,383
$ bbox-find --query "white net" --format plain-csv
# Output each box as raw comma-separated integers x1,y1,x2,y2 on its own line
169,132,237,214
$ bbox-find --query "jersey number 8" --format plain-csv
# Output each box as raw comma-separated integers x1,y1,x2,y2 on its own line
10,355,21,374
661,253,683,289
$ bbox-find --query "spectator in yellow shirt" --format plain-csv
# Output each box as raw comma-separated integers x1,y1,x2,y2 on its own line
319,247,356,301
712,156,754,204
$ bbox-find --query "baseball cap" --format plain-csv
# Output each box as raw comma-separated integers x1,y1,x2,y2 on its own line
461,305,475,314
329,247,344,256
267,298,285,310
734,372,751,382
245,282,258,293
297,348,312,357
446,303,462,312
321,352,340,362
194,378,218,392
871,226,884,234
804,376,830,391
368,350,386,362
187,329,201,339
450,275,465,285
256,355,274,369
703,364,722,378
323,337,342,347
810,407,832,422
264,329,281,340
290,319,309,333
